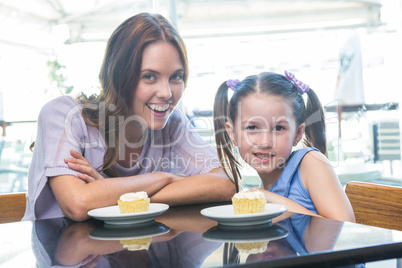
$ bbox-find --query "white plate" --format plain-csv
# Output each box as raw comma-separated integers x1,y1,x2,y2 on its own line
88,203,169,225
90,221,170,240
200,204,287,226
203,223,289,243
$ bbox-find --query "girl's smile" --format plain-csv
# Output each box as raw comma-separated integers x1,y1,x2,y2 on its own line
253,152,276,164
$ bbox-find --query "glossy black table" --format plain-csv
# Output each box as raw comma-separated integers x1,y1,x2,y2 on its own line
1,203,402,267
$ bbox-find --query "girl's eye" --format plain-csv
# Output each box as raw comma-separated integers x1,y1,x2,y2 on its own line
170,73,183,82
274,125,284,131
246,125,258,131
143,74,155,81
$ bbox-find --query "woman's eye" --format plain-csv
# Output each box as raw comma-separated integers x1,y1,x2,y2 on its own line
170,74,183,81
143,74,155,81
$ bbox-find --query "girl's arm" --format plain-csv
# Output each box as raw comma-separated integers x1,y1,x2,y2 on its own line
252,187,320,217
303,216,344,253
300,151,356,222
252,151,355,222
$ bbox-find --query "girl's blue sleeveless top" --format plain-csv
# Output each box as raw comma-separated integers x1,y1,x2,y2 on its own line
269,147,318,214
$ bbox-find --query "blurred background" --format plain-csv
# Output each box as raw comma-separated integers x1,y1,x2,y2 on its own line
0,0,401,193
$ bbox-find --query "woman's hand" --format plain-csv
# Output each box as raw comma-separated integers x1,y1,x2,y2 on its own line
64,149,104,183
170,173,187,183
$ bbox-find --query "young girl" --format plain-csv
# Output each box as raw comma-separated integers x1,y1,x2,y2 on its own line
213,71,355,222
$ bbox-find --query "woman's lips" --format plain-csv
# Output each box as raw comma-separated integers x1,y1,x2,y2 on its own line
147,103,170,118
147,103,170,112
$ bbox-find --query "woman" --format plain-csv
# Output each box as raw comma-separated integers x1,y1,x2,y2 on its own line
23,13,235,221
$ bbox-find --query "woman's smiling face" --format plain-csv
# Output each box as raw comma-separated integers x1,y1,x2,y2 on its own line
132,41,185,130
226,93,304,177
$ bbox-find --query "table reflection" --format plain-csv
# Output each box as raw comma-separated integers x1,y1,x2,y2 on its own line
31,204,221,267
30,206,370,268
208,213,365,268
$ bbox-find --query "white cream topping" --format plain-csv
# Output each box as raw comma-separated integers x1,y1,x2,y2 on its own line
123,243,150,251
120,191,148,202
233,190,265,200
235,242,268,254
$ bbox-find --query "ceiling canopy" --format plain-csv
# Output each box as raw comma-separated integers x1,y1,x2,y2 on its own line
0,0,383,52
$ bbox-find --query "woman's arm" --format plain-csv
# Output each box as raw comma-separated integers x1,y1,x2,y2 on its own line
49,171,177,221
150,167,236,205
53,152,235,221
54,221,124,266
300,151,355,222
50,169,234,221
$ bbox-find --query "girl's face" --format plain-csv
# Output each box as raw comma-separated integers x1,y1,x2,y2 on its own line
226,93,304,178
132,41,185,130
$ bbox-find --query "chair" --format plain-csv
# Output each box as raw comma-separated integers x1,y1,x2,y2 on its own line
0,139,29,192
0,192,26,224
372,120,401,174
345,181,402,231
196,128,216,148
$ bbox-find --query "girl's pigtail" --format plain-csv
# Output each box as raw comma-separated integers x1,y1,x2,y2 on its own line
213,81,241,192
304,89,327,156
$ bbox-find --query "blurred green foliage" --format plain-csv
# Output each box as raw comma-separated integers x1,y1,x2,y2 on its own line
47,59,74,94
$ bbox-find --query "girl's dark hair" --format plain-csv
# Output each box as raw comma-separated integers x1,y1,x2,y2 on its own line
78,13,188,177
213,72,326,191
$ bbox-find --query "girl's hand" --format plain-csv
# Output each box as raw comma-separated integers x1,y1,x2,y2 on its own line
249,187,265,192
64,149,104,183
250,187,272,202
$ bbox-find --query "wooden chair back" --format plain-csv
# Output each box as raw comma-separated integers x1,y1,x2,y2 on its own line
345,181,402,231
0,192,26,224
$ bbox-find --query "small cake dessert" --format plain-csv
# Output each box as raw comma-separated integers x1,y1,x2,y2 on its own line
235,241,269,254
231,190,266,214
120,237,152,251
117,192,150,214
